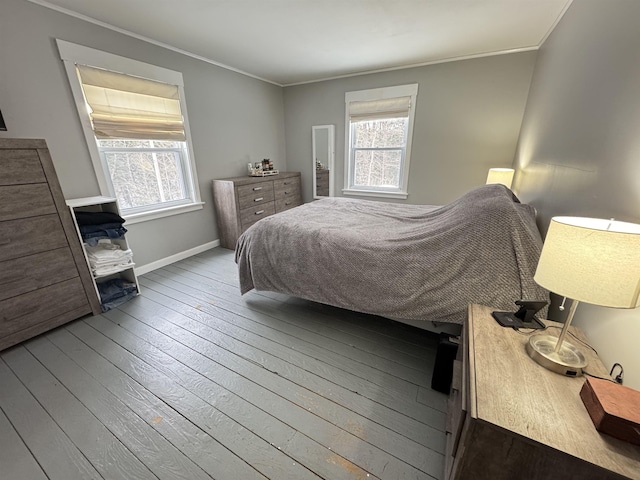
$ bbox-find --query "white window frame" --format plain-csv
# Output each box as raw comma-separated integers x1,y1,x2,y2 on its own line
343,84,418,200
57,39,203,224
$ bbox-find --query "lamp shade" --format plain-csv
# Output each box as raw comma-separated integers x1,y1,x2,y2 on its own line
486,168,515,188
534,217,640,308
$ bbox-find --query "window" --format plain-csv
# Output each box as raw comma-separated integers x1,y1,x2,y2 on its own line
97,139,189,212
58,40,203,223
344,84,418,199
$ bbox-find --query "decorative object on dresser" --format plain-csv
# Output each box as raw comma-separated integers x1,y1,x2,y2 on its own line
0,138,101,352
445,304,640,480
213,172,302,249
528,216,640,377
66,196,140,312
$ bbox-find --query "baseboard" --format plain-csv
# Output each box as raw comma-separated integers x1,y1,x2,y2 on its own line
135,239,220,276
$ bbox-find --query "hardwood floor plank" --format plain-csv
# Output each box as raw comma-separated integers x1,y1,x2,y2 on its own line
0,358,103,480
163,261,436,367
1,346,157,480
133,286,421,395
172,255,440,352
139,274,444,414
97,308,443,479
120,292,447,454
126,289,445,421
0,245,449,480
45,327,268,480
24,335,214,480
151,265,435,378
0,404,48,480
67,319,337,480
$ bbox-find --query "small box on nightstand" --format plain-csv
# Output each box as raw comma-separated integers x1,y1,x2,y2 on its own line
580,376,640,445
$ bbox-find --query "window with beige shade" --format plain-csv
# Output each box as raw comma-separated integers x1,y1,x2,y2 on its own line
58,40,203,223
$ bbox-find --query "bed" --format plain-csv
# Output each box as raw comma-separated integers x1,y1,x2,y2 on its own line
235,184,549,328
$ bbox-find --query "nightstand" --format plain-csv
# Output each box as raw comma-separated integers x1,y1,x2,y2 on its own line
445,304,640,480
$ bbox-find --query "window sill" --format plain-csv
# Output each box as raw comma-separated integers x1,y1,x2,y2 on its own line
342,189,408,200
123,201,205,225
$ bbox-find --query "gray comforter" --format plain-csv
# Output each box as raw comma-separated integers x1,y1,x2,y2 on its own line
236,184,548,325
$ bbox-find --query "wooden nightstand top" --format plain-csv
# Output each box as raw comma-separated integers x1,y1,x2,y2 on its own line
468,304,640,479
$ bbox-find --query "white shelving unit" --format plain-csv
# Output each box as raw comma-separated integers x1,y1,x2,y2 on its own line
66,196,140,310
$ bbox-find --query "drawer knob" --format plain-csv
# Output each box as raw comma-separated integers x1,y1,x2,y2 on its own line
0,238,11,246
253,186,263,191
285,202,291,206
255,210,265,215
284,191,289,194
254,197,264,202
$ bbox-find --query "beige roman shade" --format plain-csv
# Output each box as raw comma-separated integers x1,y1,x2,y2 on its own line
76,64,185,141
348,96,412,123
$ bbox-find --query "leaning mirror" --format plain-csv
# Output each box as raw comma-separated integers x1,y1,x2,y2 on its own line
312,125,335,199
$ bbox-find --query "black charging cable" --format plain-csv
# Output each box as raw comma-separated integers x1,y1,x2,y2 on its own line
610,363,624,384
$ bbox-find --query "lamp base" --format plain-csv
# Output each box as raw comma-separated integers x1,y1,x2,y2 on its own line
526,334,588,377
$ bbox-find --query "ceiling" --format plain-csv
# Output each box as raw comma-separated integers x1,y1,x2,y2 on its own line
31,0,573,86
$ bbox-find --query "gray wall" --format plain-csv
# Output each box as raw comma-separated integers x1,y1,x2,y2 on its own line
283,52,537,205
0,0,286,266
514,0,640,388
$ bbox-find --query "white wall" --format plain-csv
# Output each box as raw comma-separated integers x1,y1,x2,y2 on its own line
0,0,286,267
283,52,537,205
514,0,640,388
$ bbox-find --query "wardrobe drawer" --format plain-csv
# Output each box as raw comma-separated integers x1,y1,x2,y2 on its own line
238,189,275,210
0,248,79,302
0,214,67,263
240,203,275,230
0,278,89,338
0,184,56,221
237,181,274,199
0,149,46,185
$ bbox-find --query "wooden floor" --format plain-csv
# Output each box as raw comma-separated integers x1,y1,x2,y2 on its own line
0,247,448,480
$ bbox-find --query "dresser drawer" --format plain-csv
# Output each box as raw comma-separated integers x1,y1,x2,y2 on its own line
0,248,79,302
0,214,68,263
316,177,329,189
240,203,275,230
0,277,89,338
275,185,301,203
238,188,275,210
316,171,329,190
0,149,46,185
237,181,274,199
0,184,56,221
275,195,301,213
274,176,300,196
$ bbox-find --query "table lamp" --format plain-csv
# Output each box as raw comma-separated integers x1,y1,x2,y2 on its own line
486,168,515,188
529,216,640,376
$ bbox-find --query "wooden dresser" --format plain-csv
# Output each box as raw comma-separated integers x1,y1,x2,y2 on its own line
446,304,640,480
315,169,329,197
0,139,100,351
213,172,302,249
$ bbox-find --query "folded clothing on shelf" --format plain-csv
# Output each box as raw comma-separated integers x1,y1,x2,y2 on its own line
97,278,138,312
75,211,125,226
84,240,133,276
75,211,127,245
